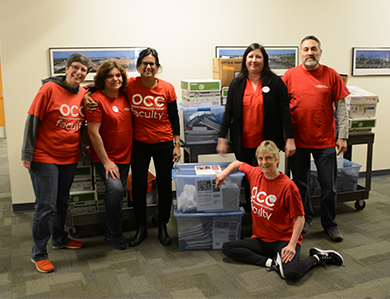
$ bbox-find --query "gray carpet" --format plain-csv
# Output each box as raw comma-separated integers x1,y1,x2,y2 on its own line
1,137,390,298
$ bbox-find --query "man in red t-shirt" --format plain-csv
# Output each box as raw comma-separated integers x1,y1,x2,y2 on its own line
282,36,350,242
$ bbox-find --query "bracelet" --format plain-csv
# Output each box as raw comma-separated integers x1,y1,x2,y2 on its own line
174,141,180,146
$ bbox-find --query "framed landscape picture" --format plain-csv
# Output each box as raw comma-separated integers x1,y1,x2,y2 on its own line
215,46,299,76
49,47,145,81
352,47,390,76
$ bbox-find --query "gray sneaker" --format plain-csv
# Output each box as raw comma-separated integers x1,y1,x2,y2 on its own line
302,221,312,234
325,228,343,242
310,247,344,266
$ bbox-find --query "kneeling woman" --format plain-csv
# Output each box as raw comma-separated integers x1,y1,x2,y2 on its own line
215,140,343,281
86,60,133,250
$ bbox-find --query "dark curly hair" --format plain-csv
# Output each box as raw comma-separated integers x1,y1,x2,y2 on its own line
94,60,128,91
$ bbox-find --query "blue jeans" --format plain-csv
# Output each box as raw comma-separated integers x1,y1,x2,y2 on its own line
94,162,130,238
29,162,78,261
289,147,338,229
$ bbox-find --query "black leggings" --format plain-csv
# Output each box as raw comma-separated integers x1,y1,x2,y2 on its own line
131,140,174,224
222,238,318,281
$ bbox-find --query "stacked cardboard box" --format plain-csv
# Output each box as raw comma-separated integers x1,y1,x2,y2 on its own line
346,86,378,134
213,58,242,88
181,79,221,107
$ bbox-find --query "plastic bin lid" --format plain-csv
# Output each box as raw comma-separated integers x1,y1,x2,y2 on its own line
172,162,244,178
173,206,245,217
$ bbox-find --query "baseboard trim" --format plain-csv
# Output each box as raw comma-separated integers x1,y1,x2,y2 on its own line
359,169,390,178
12,202,35,214
11,168,390,214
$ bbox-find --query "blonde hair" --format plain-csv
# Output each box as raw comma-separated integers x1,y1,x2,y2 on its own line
255,140,280,160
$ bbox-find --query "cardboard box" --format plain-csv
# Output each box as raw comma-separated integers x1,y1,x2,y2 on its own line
213,58,242,87
181,90,221,107
127,171,156,199
349,117,376,131
69,191,97,215
221,87,228,106
181,79,221,92
346,86,379,105
348,104,377,118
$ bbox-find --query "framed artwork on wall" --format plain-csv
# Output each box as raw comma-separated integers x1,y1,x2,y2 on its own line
215,46,299,76
352,47,390,76
49,47,145,81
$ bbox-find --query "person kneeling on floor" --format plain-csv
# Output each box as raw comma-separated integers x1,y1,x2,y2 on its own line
215,140,343,281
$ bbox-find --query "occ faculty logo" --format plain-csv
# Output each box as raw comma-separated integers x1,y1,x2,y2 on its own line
251,187,276,220
251,187,276,207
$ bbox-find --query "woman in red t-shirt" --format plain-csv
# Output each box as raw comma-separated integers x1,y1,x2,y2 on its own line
21,53,92,273
215,140,343,281
84,48,181,247
86,60,133,250
217,43,296,219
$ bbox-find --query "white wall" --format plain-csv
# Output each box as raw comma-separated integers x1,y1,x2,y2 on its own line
1,0,389,205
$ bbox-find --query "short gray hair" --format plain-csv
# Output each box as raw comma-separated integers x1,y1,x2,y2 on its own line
66,53,93,73
300,35,321,50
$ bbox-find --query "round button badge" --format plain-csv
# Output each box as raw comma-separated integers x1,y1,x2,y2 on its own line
112,106,119,113
262,86,270,93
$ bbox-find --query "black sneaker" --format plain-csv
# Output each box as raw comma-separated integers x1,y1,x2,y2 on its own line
309,247,343,266
268,252,285,279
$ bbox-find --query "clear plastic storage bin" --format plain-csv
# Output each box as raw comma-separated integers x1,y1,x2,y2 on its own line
173,205,245,250
172,162,244,213
310,158,362,195
179,105,225,144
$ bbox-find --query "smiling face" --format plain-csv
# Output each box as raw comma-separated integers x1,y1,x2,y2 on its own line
245,49,264,76
138,54,159,79
300,39,322,70
104,67,123,94
64,61,88,88
257,150,279,177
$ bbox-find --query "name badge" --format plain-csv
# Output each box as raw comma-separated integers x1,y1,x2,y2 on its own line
262,86,270,93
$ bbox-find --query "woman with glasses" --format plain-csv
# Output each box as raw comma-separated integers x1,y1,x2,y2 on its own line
21,53,92,273
85,48,180,247
86,60,133,250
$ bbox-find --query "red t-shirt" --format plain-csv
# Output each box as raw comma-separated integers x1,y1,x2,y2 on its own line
28,82,86,164
241,77,264,148
240,163,304,244
86,90,133,164
282,64,350,148
125,77,177,143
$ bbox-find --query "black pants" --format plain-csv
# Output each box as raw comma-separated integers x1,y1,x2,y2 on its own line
235,147,258,212
131,140,174,224
222,238,318,281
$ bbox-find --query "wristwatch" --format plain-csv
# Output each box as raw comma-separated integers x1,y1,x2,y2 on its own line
174,141,180,146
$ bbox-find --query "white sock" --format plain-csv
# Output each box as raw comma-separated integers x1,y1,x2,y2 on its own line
265,258,273,268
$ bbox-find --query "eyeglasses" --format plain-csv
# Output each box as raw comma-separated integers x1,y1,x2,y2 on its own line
69,64,88,74
141,61,156,67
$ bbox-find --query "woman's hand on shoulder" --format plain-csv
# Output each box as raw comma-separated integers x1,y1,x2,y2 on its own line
83,92,98,113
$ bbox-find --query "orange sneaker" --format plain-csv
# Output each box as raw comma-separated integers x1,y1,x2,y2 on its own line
52,239,84,249
31,258,55,273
